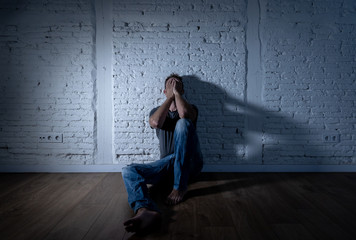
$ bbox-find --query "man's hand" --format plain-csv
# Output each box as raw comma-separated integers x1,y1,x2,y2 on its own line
165,79,175,100
172,79,183,96
165,78,183,99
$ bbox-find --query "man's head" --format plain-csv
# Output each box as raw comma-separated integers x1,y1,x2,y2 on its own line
164,73,183,89
164,73,184,97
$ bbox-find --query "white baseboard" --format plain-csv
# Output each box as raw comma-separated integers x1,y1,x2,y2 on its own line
202,164,356,172
0,164,125,173
1,164,356,173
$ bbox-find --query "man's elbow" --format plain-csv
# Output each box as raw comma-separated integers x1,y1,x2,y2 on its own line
149,118,160,129
179,111,193,120
179,110,197,121
179,113,188,119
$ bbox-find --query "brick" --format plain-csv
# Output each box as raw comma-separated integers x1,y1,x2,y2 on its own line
1,0,355,167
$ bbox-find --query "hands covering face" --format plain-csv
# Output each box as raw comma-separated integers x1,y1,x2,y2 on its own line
165,78,183,99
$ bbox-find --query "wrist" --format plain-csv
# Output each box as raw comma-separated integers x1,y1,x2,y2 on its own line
174,92,182,98
167,94,175,101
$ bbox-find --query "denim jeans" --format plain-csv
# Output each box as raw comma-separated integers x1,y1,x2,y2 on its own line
122,119,203,213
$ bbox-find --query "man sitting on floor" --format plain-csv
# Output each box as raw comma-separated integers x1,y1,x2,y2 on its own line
122,73,204,234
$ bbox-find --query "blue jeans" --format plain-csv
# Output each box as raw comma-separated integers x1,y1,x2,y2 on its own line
122,119,203,213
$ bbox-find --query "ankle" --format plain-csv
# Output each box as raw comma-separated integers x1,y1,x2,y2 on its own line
173,188,187,193
136,207,148,214
137,207,160,216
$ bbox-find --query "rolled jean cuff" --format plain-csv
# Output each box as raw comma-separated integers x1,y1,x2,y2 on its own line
133,201,161,214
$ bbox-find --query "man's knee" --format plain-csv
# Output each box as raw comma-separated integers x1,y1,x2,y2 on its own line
122,165,138,180
175,119,193,133
122,166,130,179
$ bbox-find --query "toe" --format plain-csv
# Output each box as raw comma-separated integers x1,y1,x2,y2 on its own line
123,219,132,226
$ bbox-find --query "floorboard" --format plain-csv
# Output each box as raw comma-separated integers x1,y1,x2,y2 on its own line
1,172,356,240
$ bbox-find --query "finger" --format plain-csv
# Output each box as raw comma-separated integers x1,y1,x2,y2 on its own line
174,79,180,85
175,80,182,88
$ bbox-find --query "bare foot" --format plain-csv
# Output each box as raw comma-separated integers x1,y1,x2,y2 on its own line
166,189,187,205
123,208,161,234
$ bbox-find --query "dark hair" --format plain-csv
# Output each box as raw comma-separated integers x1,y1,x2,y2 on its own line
164,73,183,89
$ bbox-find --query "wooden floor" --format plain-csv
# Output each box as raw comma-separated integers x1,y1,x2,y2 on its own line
1,172,356,240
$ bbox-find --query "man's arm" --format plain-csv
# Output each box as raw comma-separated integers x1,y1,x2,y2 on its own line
174,92,197,121
173,80,197,121
149,97,174,129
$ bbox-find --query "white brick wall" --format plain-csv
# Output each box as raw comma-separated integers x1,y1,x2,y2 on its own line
0,0,96,165
112,0,247,164
0,0,355,170
261,0,356,165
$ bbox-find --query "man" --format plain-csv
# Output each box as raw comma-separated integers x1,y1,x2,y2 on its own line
122,73,204,234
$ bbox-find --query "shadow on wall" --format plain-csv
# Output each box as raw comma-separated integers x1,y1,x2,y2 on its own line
182,75,323,166
182,75,245,164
